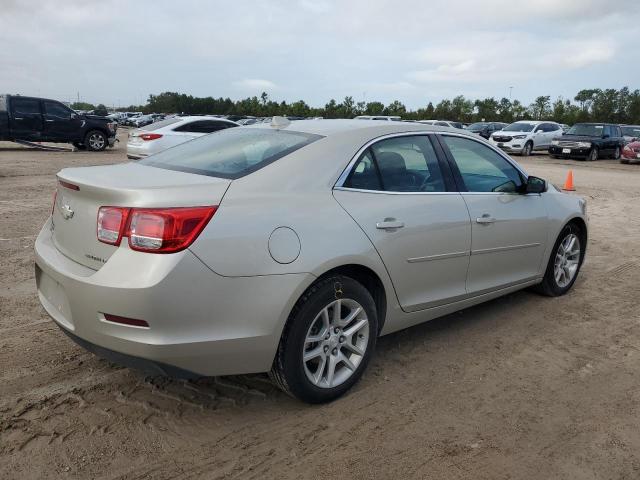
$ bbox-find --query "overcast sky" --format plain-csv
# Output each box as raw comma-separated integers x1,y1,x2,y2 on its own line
1,0,638,109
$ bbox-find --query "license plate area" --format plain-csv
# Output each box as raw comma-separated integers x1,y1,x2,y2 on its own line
562,148,571,154
36,265,74,330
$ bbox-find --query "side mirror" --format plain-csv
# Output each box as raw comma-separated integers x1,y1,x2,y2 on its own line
525,176,546,194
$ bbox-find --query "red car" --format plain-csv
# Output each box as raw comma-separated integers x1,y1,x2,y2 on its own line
621,140,640,164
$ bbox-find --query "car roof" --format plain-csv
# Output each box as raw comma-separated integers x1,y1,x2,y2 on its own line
245,118,470,137
176,115,236,123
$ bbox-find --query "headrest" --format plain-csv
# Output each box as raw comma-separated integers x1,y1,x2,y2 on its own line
376,151,406,173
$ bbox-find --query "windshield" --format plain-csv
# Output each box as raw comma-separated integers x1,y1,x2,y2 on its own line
140,127,323,179
503,122,535,132
621,126,640,137
468,122,488,131
566,124,604,136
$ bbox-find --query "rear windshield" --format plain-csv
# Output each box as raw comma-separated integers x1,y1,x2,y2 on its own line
141,118,181,130
140,127,323,179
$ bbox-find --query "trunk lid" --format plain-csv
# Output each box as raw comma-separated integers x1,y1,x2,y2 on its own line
52,162,231,270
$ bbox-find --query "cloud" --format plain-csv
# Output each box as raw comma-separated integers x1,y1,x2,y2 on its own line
0,0,636,108
234,79,278,91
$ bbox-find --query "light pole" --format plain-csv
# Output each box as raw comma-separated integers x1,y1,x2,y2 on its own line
509,86,513,100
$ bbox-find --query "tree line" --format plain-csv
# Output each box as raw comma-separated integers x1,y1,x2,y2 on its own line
73,87,640,125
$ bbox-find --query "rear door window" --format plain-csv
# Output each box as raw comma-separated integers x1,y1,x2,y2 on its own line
12,98,41,116
140,128,322,179
344,135,446,193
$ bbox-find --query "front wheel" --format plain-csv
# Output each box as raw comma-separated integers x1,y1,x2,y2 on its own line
270,276,377,403
522,141,533,156
535,223,584,296
587,147,598,161
84,130,107,151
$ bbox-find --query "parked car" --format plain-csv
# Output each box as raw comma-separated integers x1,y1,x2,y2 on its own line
418,120,464,129
620,125,640,144
127,115,239,159
466,122,507,139
549,123,625,161
36,119,587,403
490,121,563,156
354,115,402,121
560,124,570,133
0,94,117,151
620,139,640,164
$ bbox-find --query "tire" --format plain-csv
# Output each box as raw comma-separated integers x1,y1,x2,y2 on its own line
270,275,378,403
84,130,107,151
534,223,585,297
522,141,533,156
611,146,621,160
587,147,598,161
72,142,87,151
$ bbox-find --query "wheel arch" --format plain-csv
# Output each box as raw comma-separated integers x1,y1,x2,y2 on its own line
312,264,388,334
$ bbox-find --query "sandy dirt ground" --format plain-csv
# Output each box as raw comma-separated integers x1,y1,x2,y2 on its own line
1,130,640,479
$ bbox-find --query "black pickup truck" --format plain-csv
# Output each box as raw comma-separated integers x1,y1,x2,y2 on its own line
548,123,625,161
0,94,117,151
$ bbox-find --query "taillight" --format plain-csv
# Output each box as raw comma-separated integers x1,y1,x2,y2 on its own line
128,207,216,253
97,207,130,245
96,206,216,253
58,179,80,191
139,133,163,141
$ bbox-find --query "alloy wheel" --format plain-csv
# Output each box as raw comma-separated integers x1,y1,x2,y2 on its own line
302,298,369,388
554,233,581,288
89,133,105,150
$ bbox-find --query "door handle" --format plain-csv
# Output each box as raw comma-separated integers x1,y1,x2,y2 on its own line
45,119,54,122
476,214,495,224
14,117,24,120
376,218,404,230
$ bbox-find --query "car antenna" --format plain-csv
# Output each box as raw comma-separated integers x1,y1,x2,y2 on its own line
270,116,291,129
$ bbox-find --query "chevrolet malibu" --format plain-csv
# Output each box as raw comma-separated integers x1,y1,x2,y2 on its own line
35,119,587,403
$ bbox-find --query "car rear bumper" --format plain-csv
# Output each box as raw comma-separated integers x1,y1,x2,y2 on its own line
34,218,313,377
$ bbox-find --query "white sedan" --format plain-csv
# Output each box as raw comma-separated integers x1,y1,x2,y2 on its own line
127,116,239,159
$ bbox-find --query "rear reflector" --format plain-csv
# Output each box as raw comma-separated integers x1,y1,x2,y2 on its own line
139,133,163,141
59,180,80,191
97,207,130,245
103,313,149,328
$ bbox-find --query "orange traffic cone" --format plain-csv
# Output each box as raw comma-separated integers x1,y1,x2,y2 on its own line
562,170,575,191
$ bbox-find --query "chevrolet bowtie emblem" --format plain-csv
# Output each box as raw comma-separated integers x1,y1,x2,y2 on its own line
60,202,74,220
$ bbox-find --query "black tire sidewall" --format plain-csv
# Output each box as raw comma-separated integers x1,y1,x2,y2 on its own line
85,130,107,151
523,142,532,156
588,147,598,161
542,224,584,295
277,276,377,403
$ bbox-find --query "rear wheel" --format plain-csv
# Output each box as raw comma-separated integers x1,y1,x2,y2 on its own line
522,141,533,156
587,147,598,161
270,275,377,403
535,223,584,297
85,130,107,151
612,146,621,160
